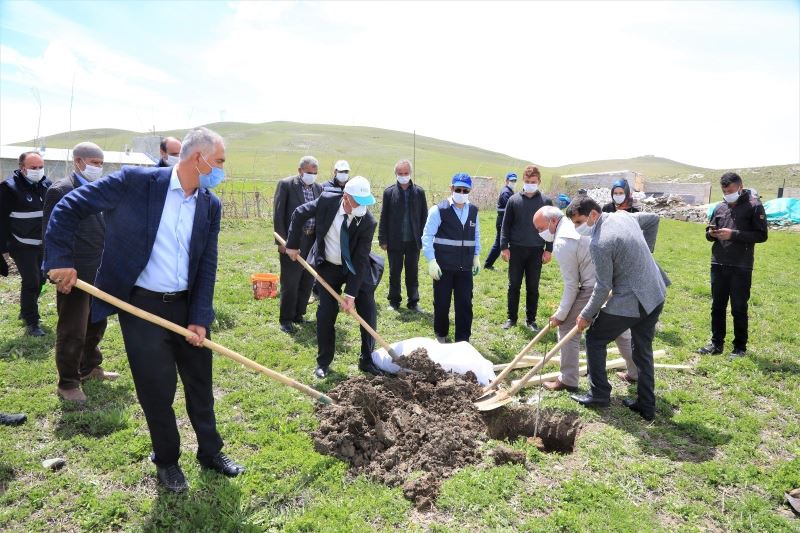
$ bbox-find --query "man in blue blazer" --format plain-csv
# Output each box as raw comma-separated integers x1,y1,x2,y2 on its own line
44,127,244,493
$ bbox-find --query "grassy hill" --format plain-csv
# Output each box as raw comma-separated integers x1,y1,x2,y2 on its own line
18,122,799,199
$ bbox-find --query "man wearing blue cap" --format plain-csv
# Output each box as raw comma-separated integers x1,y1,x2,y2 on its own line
285,176,384,378
484,172,517,270
421,173,481,343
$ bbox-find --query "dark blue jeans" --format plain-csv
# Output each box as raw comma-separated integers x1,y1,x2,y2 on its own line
484,216,503,268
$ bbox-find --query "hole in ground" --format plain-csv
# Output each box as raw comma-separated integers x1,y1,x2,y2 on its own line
483,406,582,453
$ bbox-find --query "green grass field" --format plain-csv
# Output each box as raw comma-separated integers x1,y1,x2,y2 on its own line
18,122,799,201
1,215,798,531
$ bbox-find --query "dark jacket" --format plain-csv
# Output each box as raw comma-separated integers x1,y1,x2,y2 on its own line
0,170,52,252
602,203,640,213
287,191,378,296
433,199,478,271
42,174,105,282
321,178,346,192
156,159,170,167
500,191,554,250
378,181,428,250
705,189,768,270
495,184,515,227
43,166,221,327
273,175,322,243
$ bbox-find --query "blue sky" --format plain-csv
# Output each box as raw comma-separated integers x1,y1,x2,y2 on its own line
1,0,798,168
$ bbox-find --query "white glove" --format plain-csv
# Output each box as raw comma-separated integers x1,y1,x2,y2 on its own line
428,259,442,281
472,255,481,276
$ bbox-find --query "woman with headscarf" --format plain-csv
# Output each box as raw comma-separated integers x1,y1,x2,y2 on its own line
602,179,640,213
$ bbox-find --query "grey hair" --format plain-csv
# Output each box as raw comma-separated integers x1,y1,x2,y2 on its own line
299,155,319,170
180,127,224,160
539,205,563,221
72,142,104,161
394,159,413,173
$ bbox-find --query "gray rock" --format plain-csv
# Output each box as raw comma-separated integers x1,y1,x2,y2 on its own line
41,457,66,471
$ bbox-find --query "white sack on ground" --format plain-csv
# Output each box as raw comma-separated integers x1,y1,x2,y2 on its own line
371,337,497,385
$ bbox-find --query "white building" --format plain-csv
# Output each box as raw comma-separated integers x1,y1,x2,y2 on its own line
0,145,154,181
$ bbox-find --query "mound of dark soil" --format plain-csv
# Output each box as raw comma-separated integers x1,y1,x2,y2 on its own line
312,348,581,509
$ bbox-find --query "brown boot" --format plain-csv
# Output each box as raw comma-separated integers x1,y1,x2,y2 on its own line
81,367,120,381
615,371,637,383
57,387,87,403
542,379,579,392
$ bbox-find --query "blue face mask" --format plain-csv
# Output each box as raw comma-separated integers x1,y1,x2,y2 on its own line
198,154,225,189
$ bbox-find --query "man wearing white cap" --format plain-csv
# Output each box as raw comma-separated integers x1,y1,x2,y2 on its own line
322,160,351,191
285,176,384,378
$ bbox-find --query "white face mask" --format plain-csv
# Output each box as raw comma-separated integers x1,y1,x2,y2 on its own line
24,168,45,184
613,194,626,205
523,183,539,194
301,172,317,185
351,204,367,217
82,164,104,182
166,155,180,166
396,175,411,185
723,189,741,204
576,215,598,237
336,172,350,182
538,228,555,242
452,192,469,204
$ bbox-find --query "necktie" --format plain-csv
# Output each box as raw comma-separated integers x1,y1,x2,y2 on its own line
340,214,356,275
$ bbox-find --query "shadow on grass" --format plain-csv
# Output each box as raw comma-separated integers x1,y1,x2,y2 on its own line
54,382,135,439
143,471,248,531
0,330,54,361
750,353,800,375
597,397,732,463
0,461,15,496
655,328,685,347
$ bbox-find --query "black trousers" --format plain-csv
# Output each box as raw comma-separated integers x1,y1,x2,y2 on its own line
9,246,44,326
433,268,473,342
118,291,223,466
585,303,664,412
55,288,107,389
507,245,543,323
710,264,752,350
484,216,503,268
279,232,315,323
316,261,377,368
387,241,420,308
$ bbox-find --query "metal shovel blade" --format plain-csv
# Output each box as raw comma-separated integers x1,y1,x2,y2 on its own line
473,388,516,411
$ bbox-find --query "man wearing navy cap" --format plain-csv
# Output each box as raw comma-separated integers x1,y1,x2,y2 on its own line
421,173,481,343
484,172,517,270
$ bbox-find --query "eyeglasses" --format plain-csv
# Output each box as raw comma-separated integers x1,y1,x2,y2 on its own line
453,188,471,194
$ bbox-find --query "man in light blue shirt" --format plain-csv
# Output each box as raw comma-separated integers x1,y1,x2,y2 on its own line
421,173,481,343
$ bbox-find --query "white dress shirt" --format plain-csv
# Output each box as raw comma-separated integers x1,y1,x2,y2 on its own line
323,201,353,265
552,217,596,321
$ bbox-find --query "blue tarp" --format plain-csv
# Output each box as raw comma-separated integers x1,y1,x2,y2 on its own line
707,197,800,225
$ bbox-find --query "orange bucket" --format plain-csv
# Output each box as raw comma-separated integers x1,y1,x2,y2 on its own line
251,273,279,299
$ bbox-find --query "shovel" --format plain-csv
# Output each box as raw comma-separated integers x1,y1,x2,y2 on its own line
482,322,551,395
73,279,334,405
474,325,581,411
274,232,401,361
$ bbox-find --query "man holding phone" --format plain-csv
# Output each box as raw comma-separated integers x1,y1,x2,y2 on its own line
699,172,768,358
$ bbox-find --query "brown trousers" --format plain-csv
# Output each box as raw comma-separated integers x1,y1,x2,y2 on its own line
55,289,107,389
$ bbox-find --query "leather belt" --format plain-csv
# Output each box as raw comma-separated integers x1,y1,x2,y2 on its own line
132,286,188,303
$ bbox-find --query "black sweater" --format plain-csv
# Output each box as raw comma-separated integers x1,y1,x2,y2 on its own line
705,189,768,270
500,191,553,250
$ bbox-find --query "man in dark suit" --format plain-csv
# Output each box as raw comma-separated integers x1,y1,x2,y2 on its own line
378,159,427,312
44,127,243,493
156,136,182,167
42,142,117,404
273,156,323,333
285,176,383,378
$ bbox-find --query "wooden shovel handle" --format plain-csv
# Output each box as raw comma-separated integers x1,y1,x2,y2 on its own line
74,279,333,405
506,325,582,396
274,232,400,360
483,322,551,393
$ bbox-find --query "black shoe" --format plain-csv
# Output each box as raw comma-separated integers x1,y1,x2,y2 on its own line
152,458,188,493
25,324,44,337
314,366,330,379
201,452,245,477
279,322,296,334
501,319,516,330
570,393,610,408
0,412,26,426
622,398,655,421
696,343,722,355
526,321,540,332
358,358,384,376
729,348,747,359
407,304,423,313
292,316,305,325
386,304,399,312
